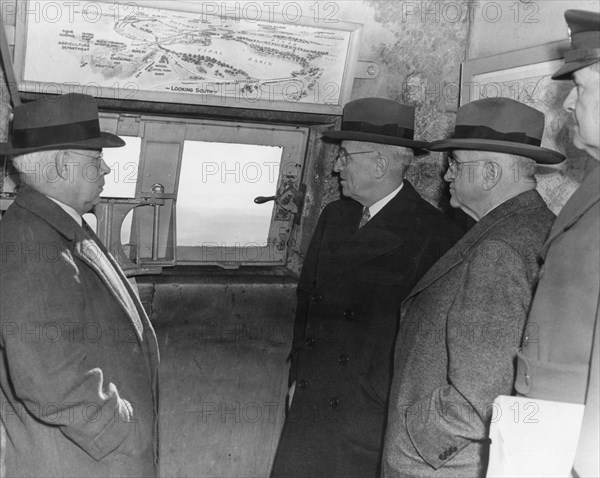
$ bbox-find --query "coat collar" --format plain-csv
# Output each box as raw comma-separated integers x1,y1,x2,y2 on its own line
316,181,428,286
542,165,600,256
404,189,547,300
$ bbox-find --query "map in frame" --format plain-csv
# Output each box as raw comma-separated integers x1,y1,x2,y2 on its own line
15,1,362,113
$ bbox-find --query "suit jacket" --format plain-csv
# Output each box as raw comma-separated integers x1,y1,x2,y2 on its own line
270,181,465,478
382,190,555,478
0,186,160,477
515,166,599,477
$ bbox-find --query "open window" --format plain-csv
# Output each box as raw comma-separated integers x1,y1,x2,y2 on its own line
94,113,308,274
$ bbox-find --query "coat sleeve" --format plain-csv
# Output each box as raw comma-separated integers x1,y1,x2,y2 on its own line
1,234,137,462
405,240,531,469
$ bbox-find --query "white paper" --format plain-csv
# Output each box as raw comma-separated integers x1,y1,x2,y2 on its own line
487,395,585,477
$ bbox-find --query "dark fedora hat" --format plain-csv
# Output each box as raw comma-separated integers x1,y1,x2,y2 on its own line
428,97,565,164
0,93,125,155
552,9,600,80
322,97,427,150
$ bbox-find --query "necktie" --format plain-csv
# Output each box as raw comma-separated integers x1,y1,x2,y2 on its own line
358,207,371,228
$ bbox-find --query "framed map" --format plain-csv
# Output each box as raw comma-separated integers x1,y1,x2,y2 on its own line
13,0,363,114
460,41,596,214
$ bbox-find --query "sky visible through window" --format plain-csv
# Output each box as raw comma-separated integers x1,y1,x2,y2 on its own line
177,141,282,247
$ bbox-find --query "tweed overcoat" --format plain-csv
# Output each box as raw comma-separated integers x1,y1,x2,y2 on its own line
0,186,160,477
515,166,599,477
270,181,465,478
382,190,554,478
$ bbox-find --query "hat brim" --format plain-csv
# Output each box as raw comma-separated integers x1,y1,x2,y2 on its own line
427,138,565,165
322,130,428,150
0,132,125,155
552,58,600,80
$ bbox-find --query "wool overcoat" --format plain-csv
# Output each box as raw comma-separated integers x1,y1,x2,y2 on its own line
382,190,554,478
270,181,465,478
515,166,600,477
0,186,160,477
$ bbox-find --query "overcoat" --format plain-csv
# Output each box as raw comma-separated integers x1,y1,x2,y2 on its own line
270,181,465,478
0,186,160,477
515,166,599,477
382,190,554,478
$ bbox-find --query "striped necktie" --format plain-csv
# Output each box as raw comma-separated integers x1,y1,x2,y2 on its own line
358,207,371,228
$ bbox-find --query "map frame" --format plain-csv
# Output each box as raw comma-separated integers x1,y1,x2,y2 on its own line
13,0,363,114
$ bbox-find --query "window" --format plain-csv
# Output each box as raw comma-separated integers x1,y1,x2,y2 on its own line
94,113,308,271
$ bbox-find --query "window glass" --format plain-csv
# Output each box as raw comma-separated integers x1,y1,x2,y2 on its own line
101,136,141,198
177,141,281,247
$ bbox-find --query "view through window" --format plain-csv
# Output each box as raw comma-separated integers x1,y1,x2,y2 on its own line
177,141,282,248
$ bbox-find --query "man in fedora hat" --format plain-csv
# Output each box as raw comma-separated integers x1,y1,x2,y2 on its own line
382,97,563,478
491,9,599,477
270,97,464,478
0,93,159,477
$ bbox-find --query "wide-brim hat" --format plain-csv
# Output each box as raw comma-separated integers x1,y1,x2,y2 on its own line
0,93,125,155
428,97,565,164
552,9,600,80
322,97,427,150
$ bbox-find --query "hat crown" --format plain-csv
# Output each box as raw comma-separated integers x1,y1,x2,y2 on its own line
321,97,426,150
13,93,100,130
0,93,125,155
456,97,544,143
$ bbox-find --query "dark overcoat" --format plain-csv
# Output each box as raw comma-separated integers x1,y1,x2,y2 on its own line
0,186,160,477
270,181,465,478
515,166,599,477
382,190,555,478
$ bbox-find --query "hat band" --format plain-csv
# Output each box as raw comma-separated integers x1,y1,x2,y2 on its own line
12,119,101,149
454,125,541,146
565,47,600,63
342,121,414,140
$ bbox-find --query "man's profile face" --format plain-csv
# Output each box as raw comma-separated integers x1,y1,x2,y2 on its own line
563,65,600,160
333,140,378,204
63,149,111,214
444,150,485,215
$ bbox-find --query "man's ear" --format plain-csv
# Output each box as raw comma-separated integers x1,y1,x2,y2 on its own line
54,151,71,180
374,154,388,179
482,161,502,190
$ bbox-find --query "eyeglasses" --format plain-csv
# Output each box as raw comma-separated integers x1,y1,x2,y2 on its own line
69,150,104,163
447,156,486,172
336,149,377,166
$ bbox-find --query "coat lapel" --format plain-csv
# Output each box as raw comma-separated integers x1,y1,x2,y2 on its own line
404,190,546,301
316,182,425,287
541,166,600,257
74,233,144,341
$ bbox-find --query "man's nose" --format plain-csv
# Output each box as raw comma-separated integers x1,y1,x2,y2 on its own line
100,158,111,176
563,86,577,113
443,167,454,182
333,157,343,172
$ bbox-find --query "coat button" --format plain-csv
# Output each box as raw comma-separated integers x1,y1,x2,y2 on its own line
329,397,339,408
305,337,315,347
343,309,355,320
298,380,307,389
338,354,349,365
450,446,457,453
312,294,323,303
439,452,447,460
